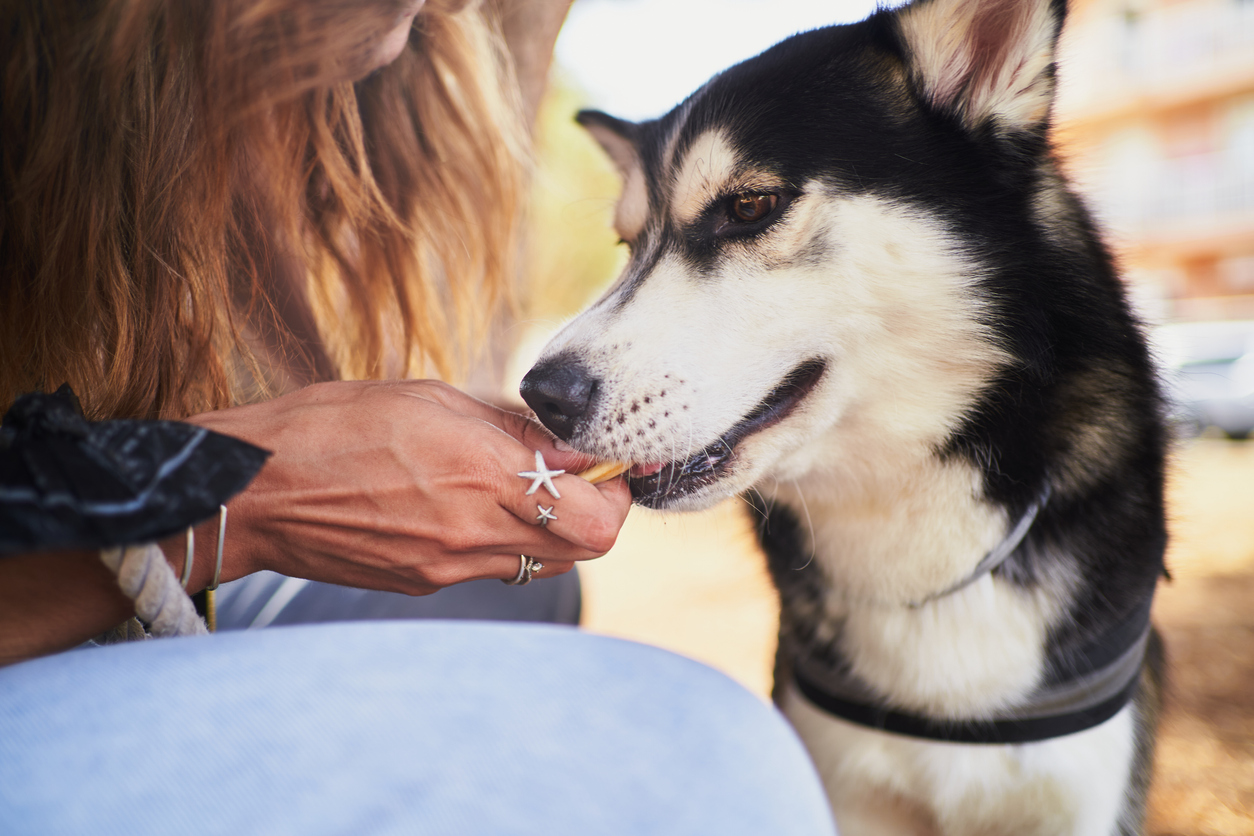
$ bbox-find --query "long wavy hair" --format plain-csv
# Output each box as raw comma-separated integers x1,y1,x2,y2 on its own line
0,0,527,420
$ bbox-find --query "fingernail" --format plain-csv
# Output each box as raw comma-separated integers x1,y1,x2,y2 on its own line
553,438,574,453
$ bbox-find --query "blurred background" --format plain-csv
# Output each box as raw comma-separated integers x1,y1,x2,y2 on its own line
508,0,1254,830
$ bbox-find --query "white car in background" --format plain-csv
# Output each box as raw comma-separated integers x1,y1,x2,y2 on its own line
1154,320,1254,440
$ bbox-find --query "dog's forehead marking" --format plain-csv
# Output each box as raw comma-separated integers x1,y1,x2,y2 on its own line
668,129,742,228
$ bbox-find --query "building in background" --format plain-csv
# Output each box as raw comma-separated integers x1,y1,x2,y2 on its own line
1057,0,1254,323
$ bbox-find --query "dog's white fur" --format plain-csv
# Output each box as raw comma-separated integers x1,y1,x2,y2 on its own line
543,180,1010,514
540,154,1141,835
787,692,1136,835
536,0,1150,831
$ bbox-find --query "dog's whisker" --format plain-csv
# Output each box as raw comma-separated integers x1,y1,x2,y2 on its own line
739,485,772,525
790,478,817,572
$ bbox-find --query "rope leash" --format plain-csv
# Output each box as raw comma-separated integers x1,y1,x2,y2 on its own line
97,504,229,638
99,543,208,637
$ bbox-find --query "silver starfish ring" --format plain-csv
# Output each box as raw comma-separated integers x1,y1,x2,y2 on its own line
536,505,557,526
503,555,544,586
518,450,564,499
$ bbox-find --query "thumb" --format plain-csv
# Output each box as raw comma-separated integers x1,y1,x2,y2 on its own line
498,411,602,475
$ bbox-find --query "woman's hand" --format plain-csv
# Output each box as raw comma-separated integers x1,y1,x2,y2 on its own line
184,380,632,595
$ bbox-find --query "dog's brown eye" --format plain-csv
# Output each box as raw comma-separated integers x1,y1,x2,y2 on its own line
729,193,777,223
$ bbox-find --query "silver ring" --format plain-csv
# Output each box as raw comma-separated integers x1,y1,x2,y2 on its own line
518,450,564,500
503,555,544,586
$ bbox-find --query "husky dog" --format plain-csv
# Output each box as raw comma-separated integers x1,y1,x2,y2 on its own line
521,0,1167,831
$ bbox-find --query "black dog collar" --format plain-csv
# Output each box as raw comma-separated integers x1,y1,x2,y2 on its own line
790,485,1156,744
792,594,1155,745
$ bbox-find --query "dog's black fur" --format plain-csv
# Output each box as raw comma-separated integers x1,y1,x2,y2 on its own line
527,0,1168,829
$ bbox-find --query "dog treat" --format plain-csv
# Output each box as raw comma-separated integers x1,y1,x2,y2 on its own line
575,460,631,484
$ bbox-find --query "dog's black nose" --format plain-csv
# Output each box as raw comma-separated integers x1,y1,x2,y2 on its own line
520,359,599,441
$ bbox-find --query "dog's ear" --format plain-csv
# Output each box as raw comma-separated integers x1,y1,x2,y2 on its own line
577,109,649,240
576,110,641,179
893,0,1065,134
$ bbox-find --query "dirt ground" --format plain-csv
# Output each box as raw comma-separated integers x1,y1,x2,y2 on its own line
1147,440,1254,834
577,439,1254,832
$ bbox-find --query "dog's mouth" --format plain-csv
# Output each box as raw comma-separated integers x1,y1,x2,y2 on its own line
626,359,827,508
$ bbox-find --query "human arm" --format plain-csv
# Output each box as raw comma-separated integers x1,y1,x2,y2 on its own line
184,379,630,594
0,550,135,665
0,379,631,664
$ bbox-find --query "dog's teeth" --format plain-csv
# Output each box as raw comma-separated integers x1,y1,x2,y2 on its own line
630,462,665,478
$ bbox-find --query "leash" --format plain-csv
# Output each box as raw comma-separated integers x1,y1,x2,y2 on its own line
907,485,1050,608
790,487,1157,744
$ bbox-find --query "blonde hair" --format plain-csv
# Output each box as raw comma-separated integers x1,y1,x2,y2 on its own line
0,0,527,420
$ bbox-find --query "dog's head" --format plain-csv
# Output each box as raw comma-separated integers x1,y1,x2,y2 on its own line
523,0,1072,510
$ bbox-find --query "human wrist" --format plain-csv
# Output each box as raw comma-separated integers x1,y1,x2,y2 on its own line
156,502,245,593
180,398,290,583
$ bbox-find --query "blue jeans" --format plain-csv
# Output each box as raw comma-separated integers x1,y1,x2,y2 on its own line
0,621,837,835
